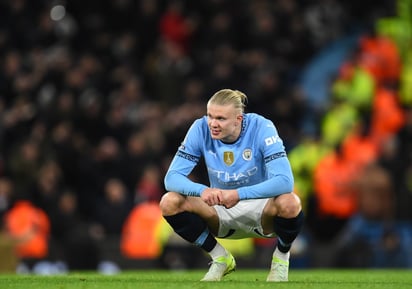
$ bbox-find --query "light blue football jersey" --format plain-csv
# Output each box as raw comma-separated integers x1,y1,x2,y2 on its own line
164,113,294,200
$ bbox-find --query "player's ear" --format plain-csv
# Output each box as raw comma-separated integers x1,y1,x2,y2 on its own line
235,114,243,125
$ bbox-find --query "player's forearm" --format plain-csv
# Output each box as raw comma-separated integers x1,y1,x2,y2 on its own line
164,170,208,197
237,157,294,199
237,173,294,199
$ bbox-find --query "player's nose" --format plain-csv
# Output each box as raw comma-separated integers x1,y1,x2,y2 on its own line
212,118,221,127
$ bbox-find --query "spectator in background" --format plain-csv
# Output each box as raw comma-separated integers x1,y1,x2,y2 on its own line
30,160,64,216
336,164,412,268
134,0,161,60
163,78,207,157
135,164,163,204
378,107,412,221
304,0,347,49
121,201,170,261
94,178,133,237
93,178,133,271
7,138,43,197
158,0,196,55
122,131,151,191
49,189,100,271
91,137,127,199
3,195,50,272
145,38,194,105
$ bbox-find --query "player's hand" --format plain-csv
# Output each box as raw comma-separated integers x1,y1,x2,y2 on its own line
220,189,239,209
201,188,223,206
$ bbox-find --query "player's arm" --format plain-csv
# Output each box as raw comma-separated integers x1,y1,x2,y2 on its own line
164,152,208,197
237,156,294,200
164,119,208,197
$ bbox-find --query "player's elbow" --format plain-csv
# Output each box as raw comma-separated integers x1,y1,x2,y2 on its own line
281,174,294,193
164,170,182,192
163,171,174,192
287,179,294,193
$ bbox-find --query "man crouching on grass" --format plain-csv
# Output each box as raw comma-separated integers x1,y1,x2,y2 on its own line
160,89,304,281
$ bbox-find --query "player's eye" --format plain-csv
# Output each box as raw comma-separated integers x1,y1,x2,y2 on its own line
207,115,225,121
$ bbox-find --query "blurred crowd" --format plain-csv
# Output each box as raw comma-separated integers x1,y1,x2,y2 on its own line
0,0,411,274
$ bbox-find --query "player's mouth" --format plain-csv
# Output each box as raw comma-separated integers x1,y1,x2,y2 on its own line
210,128,221,137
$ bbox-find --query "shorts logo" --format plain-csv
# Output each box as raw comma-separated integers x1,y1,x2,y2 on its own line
242,149,252,161
223,151,234,166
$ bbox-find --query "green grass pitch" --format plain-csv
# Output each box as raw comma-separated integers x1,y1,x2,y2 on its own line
0,269,411,289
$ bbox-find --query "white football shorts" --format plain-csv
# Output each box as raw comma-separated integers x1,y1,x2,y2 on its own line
213,198,277,239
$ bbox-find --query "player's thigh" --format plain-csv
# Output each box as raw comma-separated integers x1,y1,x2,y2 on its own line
184,196,220,234
160,192,220,234
262,192,301,217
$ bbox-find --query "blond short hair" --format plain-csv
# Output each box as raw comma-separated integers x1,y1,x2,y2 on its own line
207,89,248,114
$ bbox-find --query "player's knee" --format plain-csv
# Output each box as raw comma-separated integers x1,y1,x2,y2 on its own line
276,192,302,218
159,192,184,216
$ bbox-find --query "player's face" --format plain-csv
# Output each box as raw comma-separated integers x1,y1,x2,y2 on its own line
207,103,243,143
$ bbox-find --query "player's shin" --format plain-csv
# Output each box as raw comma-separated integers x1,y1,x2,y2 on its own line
273,210,304,253
163,211,217,252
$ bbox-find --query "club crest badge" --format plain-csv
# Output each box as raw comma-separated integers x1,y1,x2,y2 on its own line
223,151,234,166
242,149,252,161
